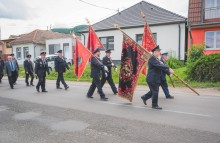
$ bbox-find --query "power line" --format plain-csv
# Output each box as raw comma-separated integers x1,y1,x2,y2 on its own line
78,0,119,12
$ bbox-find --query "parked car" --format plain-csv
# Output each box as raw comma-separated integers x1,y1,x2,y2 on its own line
34,54,70,71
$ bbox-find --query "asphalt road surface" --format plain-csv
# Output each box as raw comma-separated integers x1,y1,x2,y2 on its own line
0,77,220,143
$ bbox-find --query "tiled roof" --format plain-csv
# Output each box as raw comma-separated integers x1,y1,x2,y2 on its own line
10,29,72,45
82,1,186,32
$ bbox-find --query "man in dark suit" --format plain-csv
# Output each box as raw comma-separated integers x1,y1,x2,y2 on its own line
101,49,118,94
35,51,50,92
24,54,34,86
160,52,174,99
0,56,4,83
141,46,174,109
10,54,19,84
55,50,69,90
87,48,109,101
5,56,18,89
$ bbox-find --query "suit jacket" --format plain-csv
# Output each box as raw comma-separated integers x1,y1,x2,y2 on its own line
90,56,104,78
146,56,170,84
12,58,19,70
102,56,115,75
0,59,4,73
24,59,34,74
55,56,69,73
34,58,50,77
5,61,18,77
160,58,167,81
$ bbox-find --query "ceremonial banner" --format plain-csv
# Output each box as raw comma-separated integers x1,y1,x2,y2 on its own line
118,34,150,102
141,23,157,75
87,26,104,53
74,38,92,79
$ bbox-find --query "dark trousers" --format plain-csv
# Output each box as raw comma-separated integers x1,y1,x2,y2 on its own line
25,72,34,85
0,73,3,83
56,73,67,88
87,75,105,97
36,76,46,91
160,80,170,97
8,71,16,88
101,74,117,94
143,81,160,106
14,71,18,83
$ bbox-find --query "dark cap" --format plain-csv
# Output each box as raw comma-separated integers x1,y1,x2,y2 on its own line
105,49,111,53
93,48,100,54
40,51,46,55
152,45,161,52
161,52,168,56
26,54,31,58
10,53,15,56
57,50,62,53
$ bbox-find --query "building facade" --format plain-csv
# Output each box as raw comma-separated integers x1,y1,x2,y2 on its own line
188,0,220,54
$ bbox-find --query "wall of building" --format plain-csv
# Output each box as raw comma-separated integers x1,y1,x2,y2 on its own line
82,23,186,61
188,27,220,55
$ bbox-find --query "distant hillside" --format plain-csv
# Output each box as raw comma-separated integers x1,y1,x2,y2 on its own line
52,25,88,36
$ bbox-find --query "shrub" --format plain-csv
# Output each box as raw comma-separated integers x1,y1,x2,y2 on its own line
187,54,220,82
166,57,184,69
188,44,205,63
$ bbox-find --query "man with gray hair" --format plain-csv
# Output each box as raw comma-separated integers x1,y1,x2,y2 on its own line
5,56,18,89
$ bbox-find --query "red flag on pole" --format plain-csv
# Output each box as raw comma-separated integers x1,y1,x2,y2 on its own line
74,38,92,79
141,23,157,75
87,26,104,53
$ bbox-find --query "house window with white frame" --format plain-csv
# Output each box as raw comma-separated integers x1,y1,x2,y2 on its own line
136,33,157,45
23,47,29,59
205,31,220,49
100,36,114,50
16,47,21,59
205,0,220,19
49,44,60,54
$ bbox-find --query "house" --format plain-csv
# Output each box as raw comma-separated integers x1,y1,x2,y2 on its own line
81,1,187,61
188,0,220,54
0,36,17,56
46,37,75,65
9,29,72,65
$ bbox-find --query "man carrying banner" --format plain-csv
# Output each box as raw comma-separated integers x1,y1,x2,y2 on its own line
87,48,109,101
101,49,118,95
141,46,174,109
160,52,174,99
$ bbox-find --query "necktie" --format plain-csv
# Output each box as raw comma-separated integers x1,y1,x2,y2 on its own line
10,62,15,71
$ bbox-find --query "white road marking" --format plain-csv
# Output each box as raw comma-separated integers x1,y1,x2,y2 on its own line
96,101,212,118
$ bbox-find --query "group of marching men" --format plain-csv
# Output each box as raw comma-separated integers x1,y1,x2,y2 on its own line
0,45,174,109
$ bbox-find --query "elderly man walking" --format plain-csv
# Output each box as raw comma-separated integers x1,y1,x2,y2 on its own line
5,56,18,89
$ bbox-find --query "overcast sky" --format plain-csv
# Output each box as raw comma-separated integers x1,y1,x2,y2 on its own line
0,0,189,39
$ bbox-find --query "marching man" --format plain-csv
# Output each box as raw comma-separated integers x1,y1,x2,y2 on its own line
23,54,34,86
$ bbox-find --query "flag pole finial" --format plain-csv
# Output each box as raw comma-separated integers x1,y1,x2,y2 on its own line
72,33,77,39
114,24,120,29
86,18,91,25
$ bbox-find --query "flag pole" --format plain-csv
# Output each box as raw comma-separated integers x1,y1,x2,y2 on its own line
141,11,175,88
114,24,200,96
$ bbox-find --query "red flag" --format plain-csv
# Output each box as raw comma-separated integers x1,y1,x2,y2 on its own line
141,23,157,75
87,26,104,53
74,38,92,79
118,34,151,102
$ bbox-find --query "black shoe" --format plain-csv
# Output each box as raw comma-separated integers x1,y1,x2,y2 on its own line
26,83,29,86
141,96,147,105
57,87,62,89
30,83,35,86
36,87,40,92
11,86,14,89
42,90,48,92
65,86,69,90
114,92,118,95
166,96,174,99
87,95,94,98
100,97,108,101
152,105,162,110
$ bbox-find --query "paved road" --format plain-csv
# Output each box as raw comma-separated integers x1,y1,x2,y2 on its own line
0,78,220,143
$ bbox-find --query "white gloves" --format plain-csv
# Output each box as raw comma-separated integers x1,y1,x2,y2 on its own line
169,68,175,74
105,72,108,77
112,63,114,66
114,67,118,73
104,66,109,72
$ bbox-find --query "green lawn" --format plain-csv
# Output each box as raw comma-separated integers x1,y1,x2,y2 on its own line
18,65,220,88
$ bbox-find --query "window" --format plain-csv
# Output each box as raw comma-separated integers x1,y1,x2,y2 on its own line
49,44,60,54
136,33,157,45
23,47,29,59
16,47,21,59
100,36,114,50
63,43,69,58
205,31,220,49
205,0,220,19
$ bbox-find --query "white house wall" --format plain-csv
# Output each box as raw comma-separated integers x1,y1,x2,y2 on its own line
12,43,45,65
46,38,75,60
82,23,186,61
